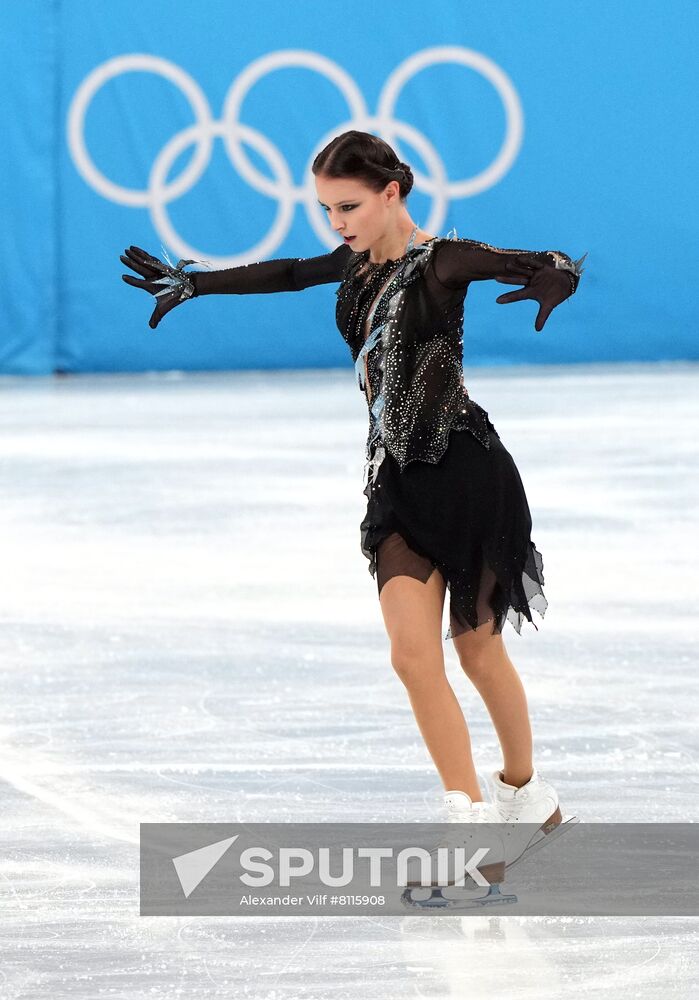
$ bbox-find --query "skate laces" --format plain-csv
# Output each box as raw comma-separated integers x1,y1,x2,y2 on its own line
496,802,525,823
446,801,500,824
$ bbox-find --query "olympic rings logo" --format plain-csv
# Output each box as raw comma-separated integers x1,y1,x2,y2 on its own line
67,47,524,268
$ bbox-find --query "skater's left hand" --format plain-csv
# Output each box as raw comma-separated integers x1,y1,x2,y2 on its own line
494,257,573,333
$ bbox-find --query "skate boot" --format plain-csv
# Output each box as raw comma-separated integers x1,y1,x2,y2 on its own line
488,766,579,871
401,790,517,911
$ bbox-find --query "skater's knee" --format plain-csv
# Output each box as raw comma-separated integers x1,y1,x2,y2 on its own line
390,640,445,686
453,627,505,681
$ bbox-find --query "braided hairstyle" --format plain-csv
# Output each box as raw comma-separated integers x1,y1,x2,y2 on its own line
312,130,414,200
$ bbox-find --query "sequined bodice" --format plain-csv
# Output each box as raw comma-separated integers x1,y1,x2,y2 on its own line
356,257,417,403
337,230,438,410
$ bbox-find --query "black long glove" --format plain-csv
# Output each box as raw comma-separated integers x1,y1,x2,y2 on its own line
494,252,588,332
120,246,204,329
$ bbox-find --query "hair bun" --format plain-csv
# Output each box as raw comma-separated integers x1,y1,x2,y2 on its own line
392,161,413,197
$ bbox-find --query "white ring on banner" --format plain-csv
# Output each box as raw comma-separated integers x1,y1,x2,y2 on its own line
221,49,368,201
150,121,296,267
67,53,213,207
378,46,523,197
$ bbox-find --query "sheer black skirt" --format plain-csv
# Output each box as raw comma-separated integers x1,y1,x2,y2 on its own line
359,418,548,640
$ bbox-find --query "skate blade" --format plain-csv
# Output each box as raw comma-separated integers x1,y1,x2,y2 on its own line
401,883,518,911
505,814,580,873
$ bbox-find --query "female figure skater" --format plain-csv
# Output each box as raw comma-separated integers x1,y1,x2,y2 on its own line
120,130,586,886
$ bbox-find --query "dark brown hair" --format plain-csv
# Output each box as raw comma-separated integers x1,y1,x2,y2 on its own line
312,130,414,200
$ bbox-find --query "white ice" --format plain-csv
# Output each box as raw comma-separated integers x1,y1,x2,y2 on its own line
0,361,697,998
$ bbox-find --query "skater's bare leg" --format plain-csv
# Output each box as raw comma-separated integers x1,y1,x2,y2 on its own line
378,568,484,801
452,625,534,789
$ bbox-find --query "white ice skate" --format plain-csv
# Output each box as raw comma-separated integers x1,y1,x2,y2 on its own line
401,790,517,911
488,767,580,872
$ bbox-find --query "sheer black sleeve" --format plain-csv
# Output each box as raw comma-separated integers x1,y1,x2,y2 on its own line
433,236,586,296
191,241,353,296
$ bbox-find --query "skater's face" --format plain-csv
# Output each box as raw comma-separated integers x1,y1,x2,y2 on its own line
315,174,401,254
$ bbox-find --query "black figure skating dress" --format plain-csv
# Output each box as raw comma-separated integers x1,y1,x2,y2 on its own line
191,230,584,640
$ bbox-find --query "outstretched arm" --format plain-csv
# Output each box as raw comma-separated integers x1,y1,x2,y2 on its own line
121,242,353,329
433,236,587,332
191,242,353,295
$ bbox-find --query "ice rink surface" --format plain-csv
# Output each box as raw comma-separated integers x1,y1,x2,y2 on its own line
1,361,697,998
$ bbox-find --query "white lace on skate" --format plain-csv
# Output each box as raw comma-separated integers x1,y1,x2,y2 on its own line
443,791,502,823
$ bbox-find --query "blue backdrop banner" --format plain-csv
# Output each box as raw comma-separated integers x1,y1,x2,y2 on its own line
1,0,697,374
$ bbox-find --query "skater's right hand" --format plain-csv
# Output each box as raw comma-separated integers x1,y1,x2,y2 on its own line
120,245,200,329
